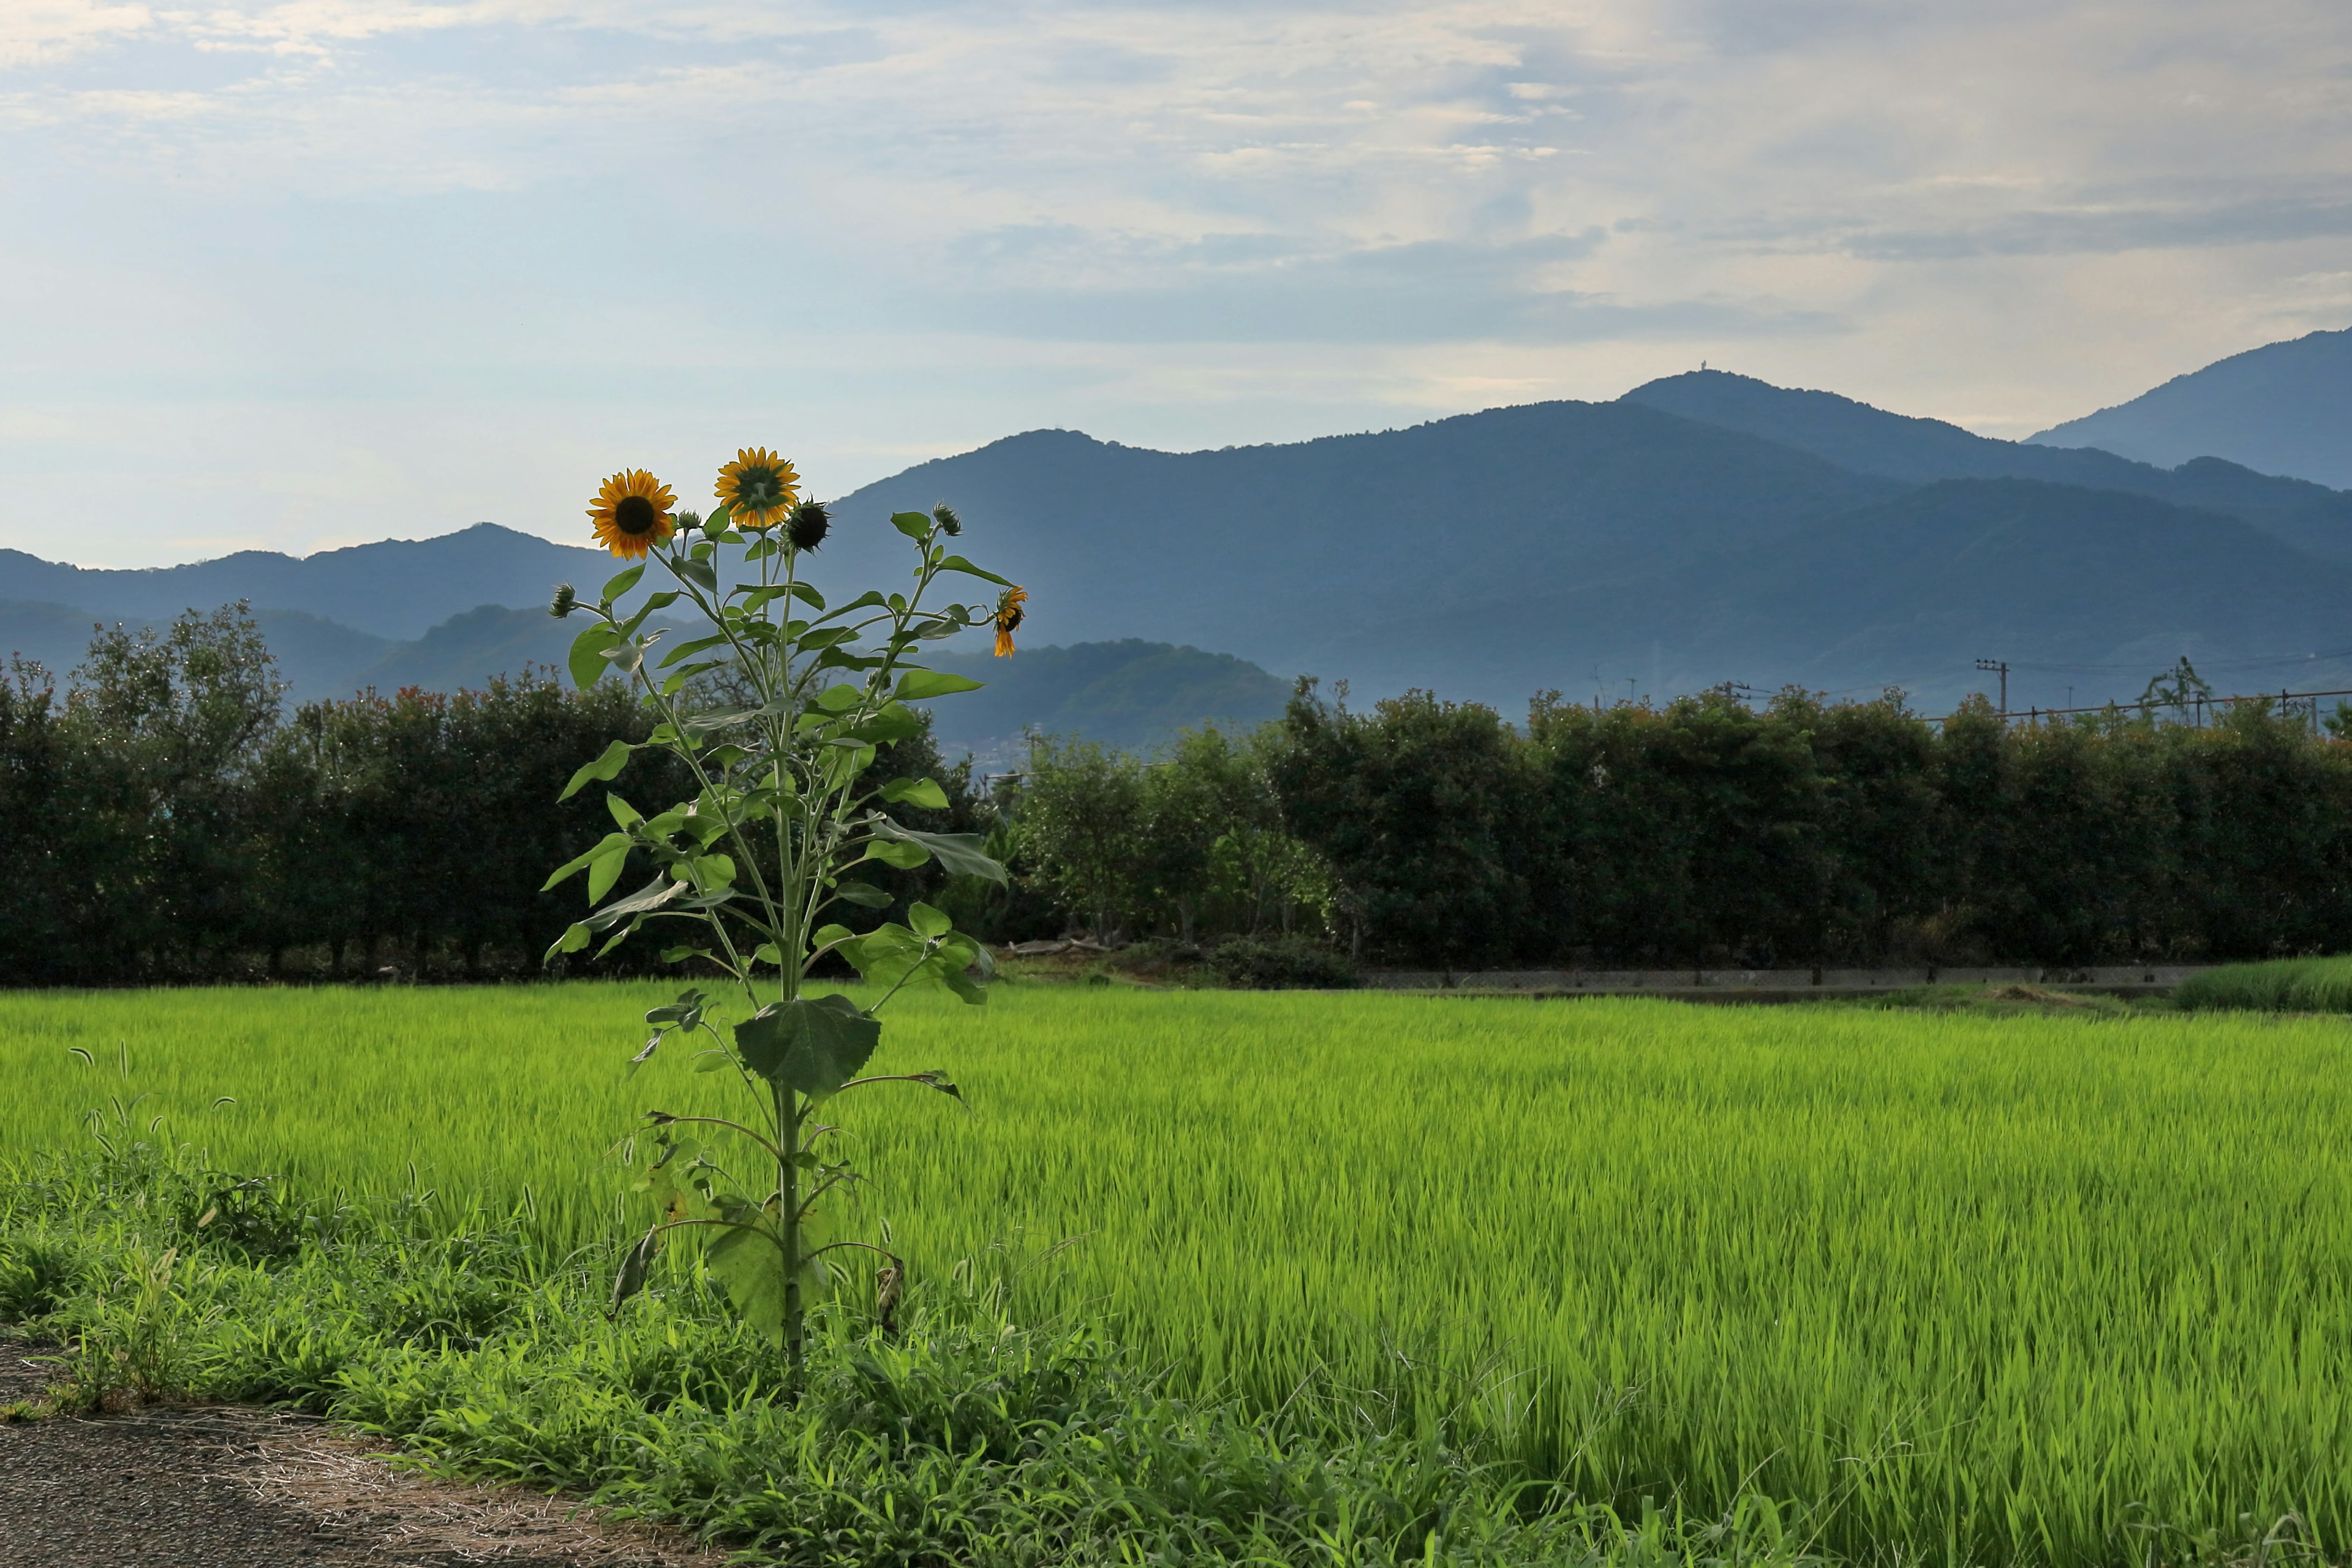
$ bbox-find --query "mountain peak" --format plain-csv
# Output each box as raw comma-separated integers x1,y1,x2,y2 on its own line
2029,325,2352,489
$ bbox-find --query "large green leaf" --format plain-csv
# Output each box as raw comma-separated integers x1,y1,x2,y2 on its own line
829,880,894,908
734,994,883,1100
559,740,634,802
601,564,646,604
870,821,1008,884
569,624,625,689
935,554,1012,586
850,702,925,744
894,669,986,701
891,510,932,539
704,1222,788,1343
880,777,950,809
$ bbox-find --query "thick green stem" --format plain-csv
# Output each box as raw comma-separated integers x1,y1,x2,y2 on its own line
775,1079,804,1392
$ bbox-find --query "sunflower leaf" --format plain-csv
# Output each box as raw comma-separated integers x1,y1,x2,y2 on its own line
829,880,893,909
848,703,924,744
734,994,882,1101
676,557,718,594
570,625,625,689
657,633,732,669
559,741,635,802
601,565,645,604
894,669,985,702
879,777,950,809
587,845,631,904
869,821,1008,885
891,511,932,540
935,555,1013,587
813,590,888,624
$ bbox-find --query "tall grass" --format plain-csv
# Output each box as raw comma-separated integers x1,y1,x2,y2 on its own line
4,983,2349,1566
2174,955,2352,1012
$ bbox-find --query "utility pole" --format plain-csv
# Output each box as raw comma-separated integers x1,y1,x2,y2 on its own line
1975,657,2009,718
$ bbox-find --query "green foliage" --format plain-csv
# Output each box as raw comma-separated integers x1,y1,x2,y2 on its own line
1272,679,2352,967
1206,933,1359,989
0,1173,1788,1567
6,985,2352,1565
1009,726,1333,945
546,484,1009,1380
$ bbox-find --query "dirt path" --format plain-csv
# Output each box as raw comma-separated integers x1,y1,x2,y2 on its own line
0,1348,726,1567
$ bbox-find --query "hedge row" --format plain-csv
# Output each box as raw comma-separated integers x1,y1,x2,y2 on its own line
1269,684,2352,967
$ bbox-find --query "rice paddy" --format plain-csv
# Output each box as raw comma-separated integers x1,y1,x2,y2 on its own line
4,982,2350,1565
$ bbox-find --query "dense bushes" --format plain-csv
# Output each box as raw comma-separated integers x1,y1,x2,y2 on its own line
12,605,2350,981
0,608,676,981
1270,681,2352,967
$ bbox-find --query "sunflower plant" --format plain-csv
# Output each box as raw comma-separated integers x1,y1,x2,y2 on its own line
548,449,1025,1389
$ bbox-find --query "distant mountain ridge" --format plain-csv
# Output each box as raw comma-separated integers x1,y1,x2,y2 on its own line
2030,327,2352,490
7,329,2351,724
1620,369,2352,564
0,524,614,641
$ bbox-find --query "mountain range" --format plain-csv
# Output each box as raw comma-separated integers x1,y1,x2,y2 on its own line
2030,326,2351,491
5,325,2348,727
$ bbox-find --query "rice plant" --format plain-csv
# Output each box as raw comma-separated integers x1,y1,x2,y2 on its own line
2174,955,2352,1012
4,984,2348,1566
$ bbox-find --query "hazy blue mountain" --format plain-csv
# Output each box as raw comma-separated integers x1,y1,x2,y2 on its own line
1623,369,2352,563
0,523,612,641
355,605,584,698
2030,327,2352,490
916,639,1292,764
805,401,1902,695
1,600,395,696
13,373,2352,728
1640,479,2352,704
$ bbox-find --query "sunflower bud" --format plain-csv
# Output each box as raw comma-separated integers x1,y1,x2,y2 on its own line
549,583,577,619
786,499,832,552
932,503,962,537
673,509,704,538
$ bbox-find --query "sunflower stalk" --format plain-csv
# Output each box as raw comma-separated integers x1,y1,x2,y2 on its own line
552,458,1020,1392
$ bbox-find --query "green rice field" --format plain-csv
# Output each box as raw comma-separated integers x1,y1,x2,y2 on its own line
5,983,2351,1564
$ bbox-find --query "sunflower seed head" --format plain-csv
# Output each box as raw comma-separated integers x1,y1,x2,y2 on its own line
787,499,832,552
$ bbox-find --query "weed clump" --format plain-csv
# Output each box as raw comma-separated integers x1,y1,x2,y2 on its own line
1208,935,1358,990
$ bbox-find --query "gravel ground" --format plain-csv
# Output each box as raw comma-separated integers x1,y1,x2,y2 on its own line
0,1347,727,1567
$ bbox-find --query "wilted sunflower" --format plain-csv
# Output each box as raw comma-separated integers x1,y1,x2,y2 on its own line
992,585,1027,657
589,469,677,559
716,447,800,530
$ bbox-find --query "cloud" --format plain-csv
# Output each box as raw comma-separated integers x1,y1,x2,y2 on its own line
0,0,2346,563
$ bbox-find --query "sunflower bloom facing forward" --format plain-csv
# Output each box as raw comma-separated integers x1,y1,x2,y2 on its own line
992,586,1028,657
589,470,677,559
717,447,801,530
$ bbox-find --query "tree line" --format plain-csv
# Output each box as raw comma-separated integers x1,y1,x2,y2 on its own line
1269,681,2352,968
5,605,2350,983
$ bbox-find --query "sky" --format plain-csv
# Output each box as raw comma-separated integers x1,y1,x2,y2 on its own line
3,0,2349,568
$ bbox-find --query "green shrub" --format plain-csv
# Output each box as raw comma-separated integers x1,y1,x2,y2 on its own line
1208,935,1357,989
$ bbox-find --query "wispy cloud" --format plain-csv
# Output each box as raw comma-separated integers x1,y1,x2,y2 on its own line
1,0,2347,563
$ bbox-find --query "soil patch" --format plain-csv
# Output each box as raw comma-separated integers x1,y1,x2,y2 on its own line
0,1346,725,1567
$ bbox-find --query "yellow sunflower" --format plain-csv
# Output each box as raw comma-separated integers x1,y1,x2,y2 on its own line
588,469,677,559
992,585,1028,657
716,447,801,530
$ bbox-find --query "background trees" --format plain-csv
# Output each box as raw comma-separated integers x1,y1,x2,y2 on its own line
2,606,2349,981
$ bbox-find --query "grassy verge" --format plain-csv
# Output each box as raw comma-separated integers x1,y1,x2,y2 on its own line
2173,956,2352,1012
1,1138,1819,1567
